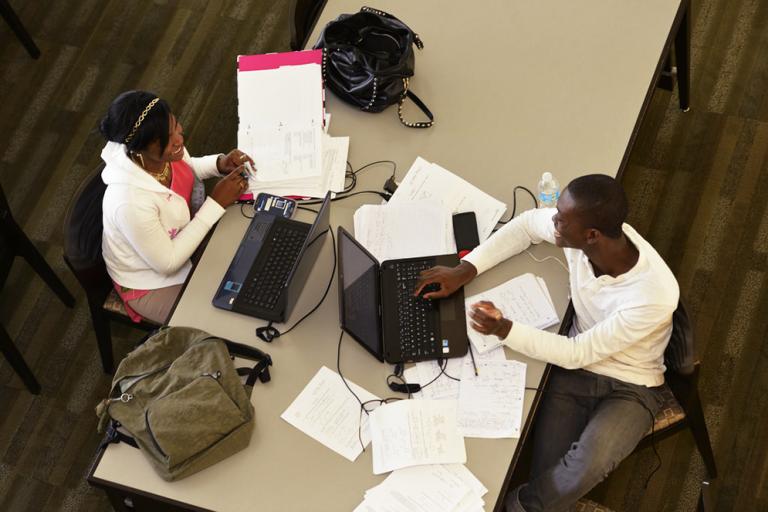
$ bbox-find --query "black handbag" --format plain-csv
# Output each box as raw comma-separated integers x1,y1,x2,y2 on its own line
314,6,434,128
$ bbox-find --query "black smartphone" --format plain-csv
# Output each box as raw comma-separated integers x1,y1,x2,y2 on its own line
452,212,480,253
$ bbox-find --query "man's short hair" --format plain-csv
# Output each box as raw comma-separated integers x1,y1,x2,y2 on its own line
565,174,628,238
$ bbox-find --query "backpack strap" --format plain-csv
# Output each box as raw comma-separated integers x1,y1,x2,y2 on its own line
101,420,139,450
227,339,273,385
237,356,273,387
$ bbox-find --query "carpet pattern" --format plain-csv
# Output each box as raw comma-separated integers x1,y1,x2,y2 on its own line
1,0,766,510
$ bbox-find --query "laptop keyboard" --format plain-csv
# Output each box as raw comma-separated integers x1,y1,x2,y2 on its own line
237,224,307,310
391,260,441,360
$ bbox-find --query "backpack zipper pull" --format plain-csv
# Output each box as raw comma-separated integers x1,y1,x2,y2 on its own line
107,393,133,404
202,371,221,380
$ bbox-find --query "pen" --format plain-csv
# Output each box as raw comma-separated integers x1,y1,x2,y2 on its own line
468,342,478,376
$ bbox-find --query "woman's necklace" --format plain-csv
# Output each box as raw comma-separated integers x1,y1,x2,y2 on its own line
133,153,170,183
147,162,171,183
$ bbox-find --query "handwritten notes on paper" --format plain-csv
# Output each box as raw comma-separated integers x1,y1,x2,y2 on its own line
458,359,527,438
353,202,456,262
466,273,559,354
389,157,507,242
369,400,466,474
281,366,379,462
407,346,507,401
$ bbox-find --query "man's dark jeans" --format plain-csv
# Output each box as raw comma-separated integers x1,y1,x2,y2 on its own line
506,366,664,512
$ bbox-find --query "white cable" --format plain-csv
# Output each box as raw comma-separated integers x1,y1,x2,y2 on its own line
524,249,569,273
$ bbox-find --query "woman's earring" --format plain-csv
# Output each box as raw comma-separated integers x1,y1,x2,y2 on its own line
138,153,145,169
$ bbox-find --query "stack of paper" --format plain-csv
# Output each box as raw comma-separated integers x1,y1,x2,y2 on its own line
353,202,456,262
465,273,559,354
389,157,507,242
369,400,466,475
281,366,380,461
237,50,348,198
405,346,506,401
355,464,488,512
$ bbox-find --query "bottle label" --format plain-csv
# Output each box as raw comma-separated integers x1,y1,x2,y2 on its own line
538,190,560,206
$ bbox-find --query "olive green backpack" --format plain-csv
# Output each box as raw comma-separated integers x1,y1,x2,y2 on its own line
96,326,272,481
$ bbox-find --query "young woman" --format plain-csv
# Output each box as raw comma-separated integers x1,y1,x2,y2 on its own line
99,90,253,324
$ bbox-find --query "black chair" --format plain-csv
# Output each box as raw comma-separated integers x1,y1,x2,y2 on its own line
656,0,690,111
0,183,75,393
63,164,158,375
289,0,327,51
0,0,40,58
576,299,717,510
634,299,717,479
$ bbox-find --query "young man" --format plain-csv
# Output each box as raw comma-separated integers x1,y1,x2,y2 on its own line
414,174,678,511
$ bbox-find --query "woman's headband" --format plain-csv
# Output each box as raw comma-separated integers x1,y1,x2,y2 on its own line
123,97,160,144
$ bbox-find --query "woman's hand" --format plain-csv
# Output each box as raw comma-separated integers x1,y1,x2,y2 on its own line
217,149,255,175
469,301,513,339
210,168,248,208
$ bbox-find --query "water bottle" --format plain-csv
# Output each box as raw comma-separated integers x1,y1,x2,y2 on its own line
537,172,560,208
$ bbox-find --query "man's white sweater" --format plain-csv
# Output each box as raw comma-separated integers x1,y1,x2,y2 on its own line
462,208,679,387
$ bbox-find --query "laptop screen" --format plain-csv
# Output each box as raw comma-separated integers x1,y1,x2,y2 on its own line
337,227,383,361
282,192,332,318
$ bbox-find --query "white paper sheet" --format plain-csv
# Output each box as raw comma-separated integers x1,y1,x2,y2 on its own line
410,346,506,401
239,122,323,181
458,359,527,438
389,157,507,241
237,63,324,126
465,273,560,354
322,134,349,193
244,133,349,198
357,464,487,512
369,400,466,474
281,366,380,462
353,202,456,262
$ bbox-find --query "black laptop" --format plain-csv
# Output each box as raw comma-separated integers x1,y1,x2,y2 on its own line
337,226,468,363
212,192,331,322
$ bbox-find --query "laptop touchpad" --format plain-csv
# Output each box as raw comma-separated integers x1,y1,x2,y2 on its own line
439,297,455,320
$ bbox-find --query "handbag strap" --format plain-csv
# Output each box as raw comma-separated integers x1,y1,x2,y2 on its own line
360,6,424,49
398,78,434,128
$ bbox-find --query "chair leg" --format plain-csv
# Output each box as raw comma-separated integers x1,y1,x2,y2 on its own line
674,0,691,111
0,322,41,394
686,392,718,479
697,480,714,512
12,225,75,307
89,300,115,374
0,0,41,59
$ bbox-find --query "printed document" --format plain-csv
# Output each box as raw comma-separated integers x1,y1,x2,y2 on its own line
369,400,466,474
281,366,379,462
355,464,487,512
466,273,559,354
353,202,456,262
389,157,507,241
239,122,323,182
458,359,527,438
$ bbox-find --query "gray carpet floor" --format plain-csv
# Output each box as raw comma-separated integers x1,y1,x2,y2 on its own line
1,0,766,511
